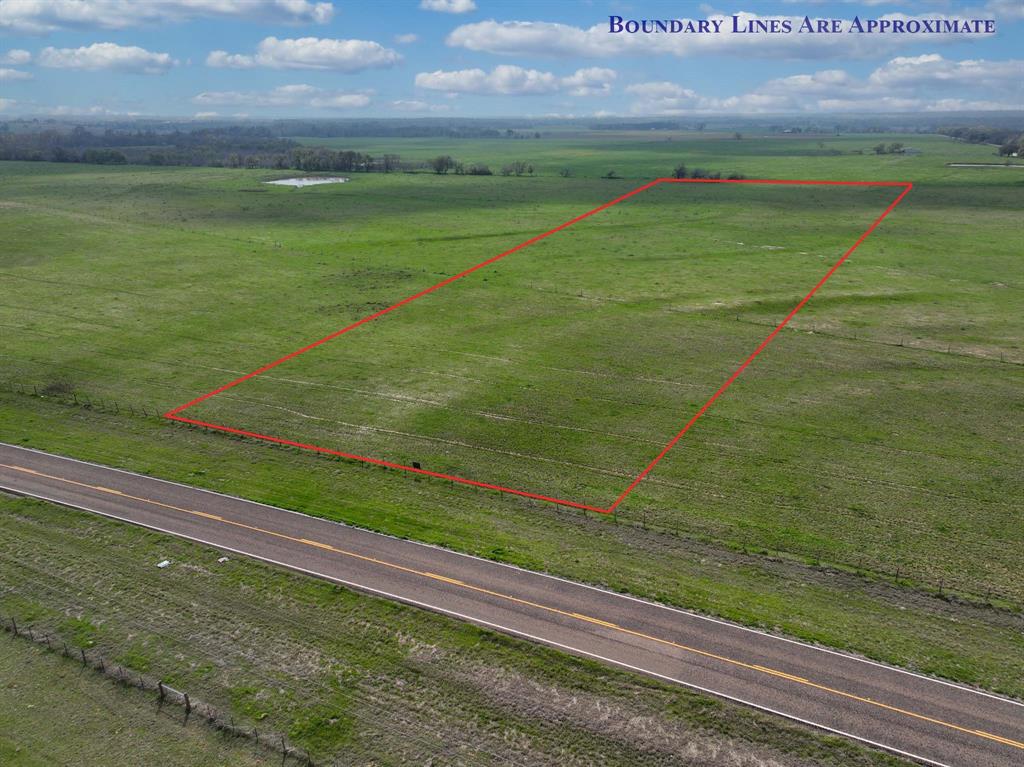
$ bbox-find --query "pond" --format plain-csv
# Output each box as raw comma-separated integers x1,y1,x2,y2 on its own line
264,177,350,187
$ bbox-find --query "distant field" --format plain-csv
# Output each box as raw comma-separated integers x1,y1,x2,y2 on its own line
289,131,1024,180
1,132,1022,697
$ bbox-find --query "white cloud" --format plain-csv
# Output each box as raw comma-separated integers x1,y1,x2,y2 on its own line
309,93,372,108
395,33,418,44
625,81,703,114
38,104,140,116
0,67,31,80
205,51,254,69
417,65,558,95
0,0,333,34
416,65,616,96
420,0,476,13
206,36,400,72
1,49,31,64
921,98,1020,111
625,54,1022,115
193,83,371,110
986,0,1024,21
0,98,15,110
194,111,219,119
625,81,698,99
561,67,617,96
868,54,1023,89
447,13,993,60
391,99,450,113
38,42,176,73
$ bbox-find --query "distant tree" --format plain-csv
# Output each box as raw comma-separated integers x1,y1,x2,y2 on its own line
690,167,708,179
602,169,619,179
499,165,512,176
526,164,533,175
467,163,492,175
505,129,514,138
453,160,465,175
81,148,126,164
558,167,572,177
534,131,541,139
872,143,886,155
430,155,455,174
733,132,743,140
726,172,746,180
887,142,904,154
382,153,400,172
508,160,528,176
672,163,687,179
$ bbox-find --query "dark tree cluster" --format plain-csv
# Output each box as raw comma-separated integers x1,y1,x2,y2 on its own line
938,125,1021,147
939,125,1023,156
672,163,745,180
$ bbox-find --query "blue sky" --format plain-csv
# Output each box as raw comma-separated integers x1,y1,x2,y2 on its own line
0,0,1021,118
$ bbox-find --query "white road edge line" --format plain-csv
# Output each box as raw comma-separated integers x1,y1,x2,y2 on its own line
3,440,1021,711
0,481,955,767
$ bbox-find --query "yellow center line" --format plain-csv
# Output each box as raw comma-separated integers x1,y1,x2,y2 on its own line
753,664,810,684
571,613,621,629
3,461,1021,752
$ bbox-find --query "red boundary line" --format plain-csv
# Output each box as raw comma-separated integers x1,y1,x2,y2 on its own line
165,177,913,514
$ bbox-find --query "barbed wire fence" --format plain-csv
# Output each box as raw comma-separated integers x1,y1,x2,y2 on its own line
1,377,164,420
2,612,315,766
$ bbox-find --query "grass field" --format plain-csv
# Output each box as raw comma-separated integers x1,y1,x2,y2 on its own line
1,131,1022,699
176,180,914,511
0,495,910,766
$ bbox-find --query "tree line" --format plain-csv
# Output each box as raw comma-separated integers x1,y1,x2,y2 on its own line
427,156,536,176
672,163,746,180
0,126,552,175
938,125,1023,156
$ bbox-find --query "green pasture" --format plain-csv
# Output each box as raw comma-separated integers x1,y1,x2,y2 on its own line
0,131,1021,698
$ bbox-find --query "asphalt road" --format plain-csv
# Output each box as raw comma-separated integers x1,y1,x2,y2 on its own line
1,442,1020,766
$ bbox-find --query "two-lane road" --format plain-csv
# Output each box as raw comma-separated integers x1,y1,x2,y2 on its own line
1,442,1020,766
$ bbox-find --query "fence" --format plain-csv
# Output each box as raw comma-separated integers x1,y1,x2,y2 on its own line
1,378,162,419
2,613,315,766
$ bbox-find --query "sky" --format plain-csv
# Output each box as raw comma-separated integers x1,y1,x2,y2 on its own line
0,0,1021,119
